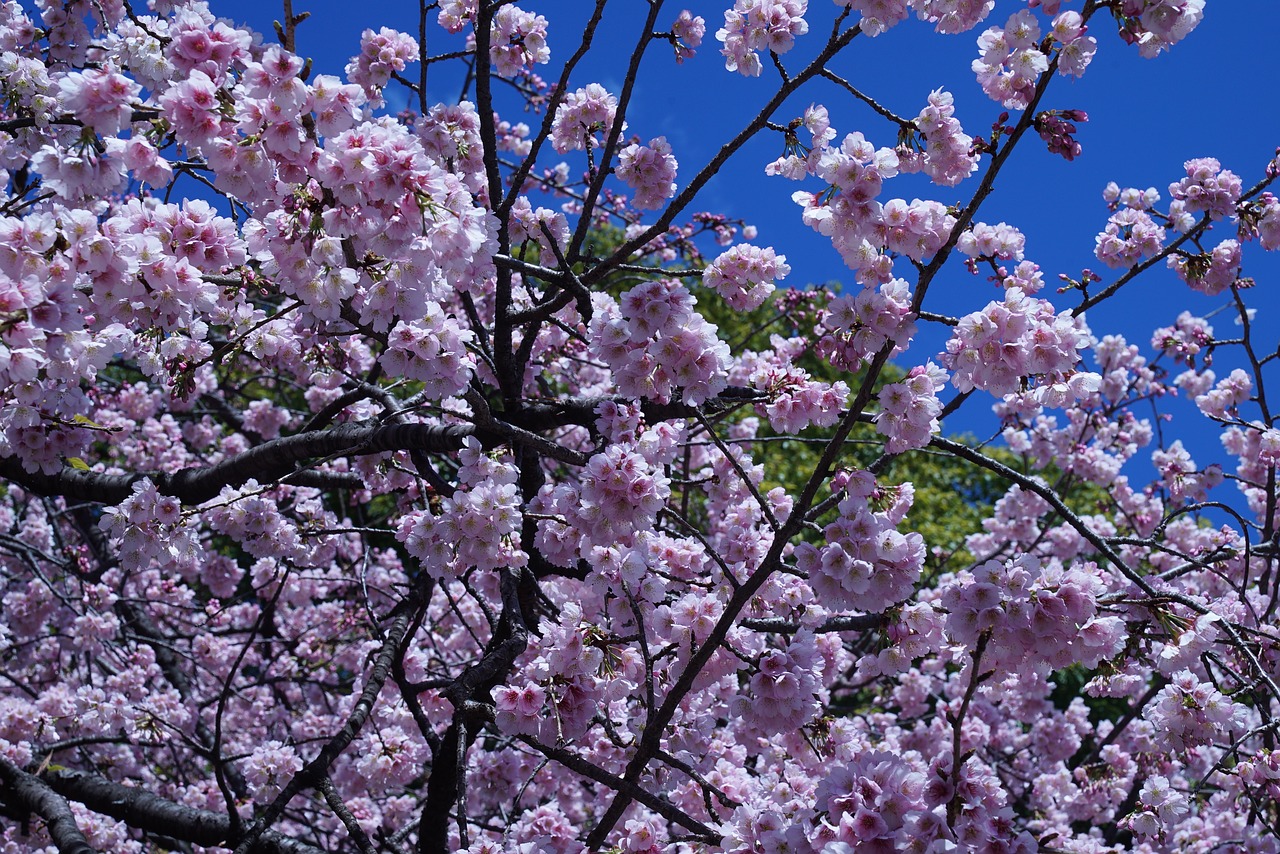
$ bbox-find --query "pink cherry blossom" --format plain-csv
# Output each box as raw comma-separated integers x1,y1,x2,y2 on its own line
0,4,1276,853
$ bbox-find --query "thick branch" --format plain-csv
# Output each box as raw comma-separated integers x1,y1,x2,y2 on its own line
741,613,885,633
0,388,770,508
0,757,97,854
0,420,473,505
40,767,324,854
419,567,531,853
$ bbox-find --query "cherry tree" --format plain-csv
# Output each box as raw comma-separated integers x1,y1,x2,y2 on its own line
1,0,1279,852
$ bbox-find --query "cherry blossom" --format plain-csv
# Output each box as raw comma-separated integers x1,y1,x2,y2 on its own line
0,2,1277,853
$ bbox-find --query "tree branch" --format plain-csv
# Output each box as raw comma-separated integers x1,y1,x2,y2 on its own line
39,766,325,854
0,420,473,505
517,735,721,842
0,757,97,854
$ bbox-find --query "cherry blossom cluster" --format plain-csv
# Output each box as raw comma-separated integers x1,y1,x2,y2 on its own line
855,600,946,680
1125,775,1189,840
550,83,619,153
496,602,607,742
1151,310,1212,367
1252,192,1280,250
794,473,925,613
1000,395,1156,491
942,287,1095,401
876,362,947,454
206,481,312,564
100,479,203,572
880,198,957,265
942,555,1126,675
345,26,419,104
398,442,526,577
230,46,319,180
766,103,834,180
716,0,809,77
842,0,995,39
509,196,570,265
815,278,917,370
489,6,551,79
1049,9,1098,76
898,88,979,187
750,361,849,433
1104,181,1160,211
436,0,476,33
381,307,476,397
1238,751,1280,803
703,243,790,311
56,67,140,136
771,103,969,278
652,589,726,655
792,131,903,275
731,630,825,734
816,750,931,847
244,741,305,803
1143,669,1246,752
577,444,672,544
1117,0,1205,57
839,0,914,38
815,131,901,206
972,10,1049,109
1093,331,1164,402
1157,440,1223,501
669,9,707,62
163,7,252,79
588,279,730,405
1222,423,1280,519
615,136,678,211
531,441,671,563
1168,156,1243,221
956,220,1025,261
1168,236,1241,295
1192,367,1252,419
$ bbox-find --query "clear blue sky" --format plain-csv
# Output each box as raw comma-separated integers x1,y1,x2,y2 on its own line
205,2,1280,482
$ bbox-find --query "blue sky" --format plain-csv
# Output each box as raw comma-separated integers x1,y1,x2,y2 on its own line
207,1,1279,482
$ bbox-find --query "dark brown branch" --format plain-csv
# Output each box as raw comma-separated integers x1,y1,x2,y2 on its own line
40,767,324,854
0,420,474,505
317,776,375,854
741,613,885,633
0,757,97,854
0,108,160,135
929,435,1156,596
418,567,532,853
0,388,771,508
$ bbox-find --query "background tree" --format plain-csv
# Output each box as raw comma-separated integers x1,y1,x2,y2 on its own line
0,2,1278,854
